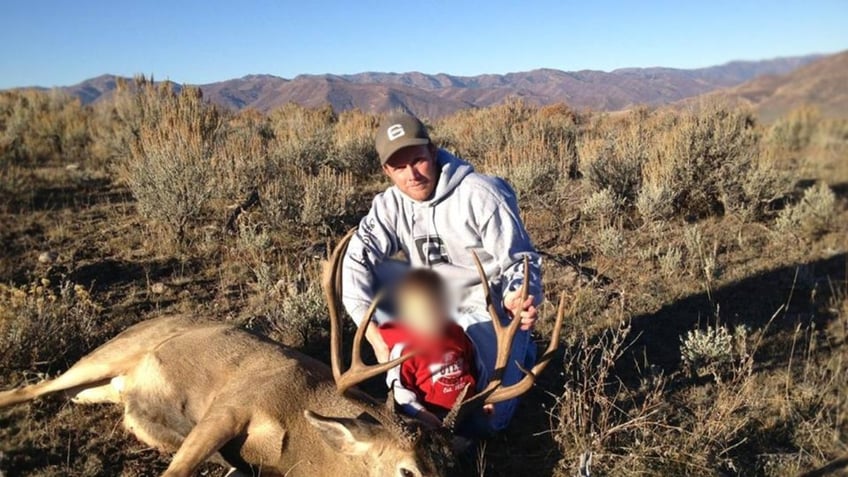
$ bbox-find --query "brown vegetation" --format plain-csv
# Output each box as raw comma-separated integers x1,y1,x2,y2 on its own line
0,80,846,476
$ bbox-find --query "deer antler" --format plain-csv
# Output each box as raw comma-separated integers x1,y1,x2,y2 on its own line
444,253,567,429
323,229,419,442
323,229,413,394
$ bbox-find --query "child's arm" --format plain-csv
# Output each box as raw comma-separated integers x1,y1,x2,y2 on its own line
385,344,428,417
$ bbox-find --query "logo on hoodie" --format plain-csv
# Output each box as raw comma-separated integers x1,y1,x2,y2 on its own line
428,351,466,388
414,236,450,265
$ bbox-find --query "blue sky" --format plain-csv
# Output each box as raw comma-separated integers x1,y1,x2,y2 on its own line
1,0,846,88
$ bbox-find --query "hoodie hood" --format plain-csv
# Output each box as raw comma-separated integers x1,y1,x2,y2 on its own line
404,149,474,206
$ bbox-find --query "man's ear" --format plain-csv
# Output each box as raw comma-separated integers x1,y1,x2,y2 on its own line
304,410,379,456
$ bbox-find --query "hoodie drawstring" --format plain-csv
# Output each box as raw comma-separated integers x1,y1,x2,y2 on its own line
428,207,437,267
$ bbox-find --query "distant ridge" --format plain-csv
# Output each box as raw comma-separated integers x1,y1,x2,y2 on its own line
700,51,848,120
11,53,834,117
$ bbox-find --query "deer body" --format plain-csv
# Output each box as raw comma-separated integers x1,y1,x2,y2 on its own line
1,314,429,476
0,230,565,476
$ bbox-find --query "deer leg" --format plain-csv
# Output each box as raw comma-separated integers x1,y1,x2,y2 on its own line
69,376,125,404
124,402,186,453
162,406,247,477
0,360,119,408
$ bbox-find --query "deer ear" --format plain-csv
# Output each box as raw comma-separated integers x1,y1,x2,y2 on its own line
304,410,378,456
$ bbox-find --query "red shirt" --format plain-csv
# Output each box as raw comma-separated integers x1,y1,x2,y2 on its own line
379,322,477,413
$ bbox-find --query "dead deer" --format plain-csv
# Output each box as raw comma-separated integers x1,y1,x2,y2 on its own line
0,230,565,477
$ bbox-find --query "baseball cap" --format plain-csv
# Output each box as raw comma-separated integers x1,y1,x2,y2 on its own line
375,113,431,165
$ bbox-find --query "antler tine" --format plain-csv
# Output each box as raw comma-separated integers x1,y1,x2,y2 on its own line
470,252,526,376
349,293,382,380
453,253,532,419
442,383,471,431
325,228,416,395
520,254,530,302
470,250,502,327
335,294,413,394
485,290,568,404
325,229,357,381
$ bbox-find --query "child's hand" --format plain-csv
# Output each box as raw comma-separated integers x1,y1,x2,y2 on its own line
415,409,443,429
483,403,495,417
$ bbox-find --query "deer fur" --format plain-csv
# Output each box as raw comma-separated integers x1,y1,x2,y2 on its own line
0,314,451,476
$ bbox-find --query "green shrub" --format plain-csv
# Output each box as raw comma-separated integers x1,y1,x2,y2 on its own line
268,104,335,174
433,98,536,161
596,223,625,257
640,102,784,219
766,106,821,152
0,90,91,166
635,180,675,221
243,270,328,348
112,78,225,245
579,110,655,203
437,100,577,205
680,324,749,378
300,168,356,230
581,188,621,221
774,182,837,239
213,110,273,204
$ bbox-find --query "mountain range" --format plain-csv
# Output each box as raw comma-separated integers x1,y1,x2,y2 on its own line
703,51,848,120
20,52,846,118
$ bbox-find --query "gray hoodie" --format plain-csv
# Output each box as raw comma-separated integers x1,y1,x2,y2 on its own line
342,149,542,325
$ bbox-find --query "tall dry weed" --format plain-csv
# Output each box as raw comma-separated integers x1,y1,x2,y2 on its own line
110,77,225,245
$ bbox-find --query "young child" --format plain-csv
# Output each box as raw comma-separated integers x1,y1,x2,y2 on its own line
378,269,477,429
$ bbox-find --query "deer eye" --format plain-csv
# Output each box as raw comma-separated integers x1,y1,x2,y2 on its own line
400,468,415,477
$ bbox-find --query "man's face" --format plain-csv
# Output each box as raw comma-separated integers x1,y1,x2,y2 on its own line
382,145,438,201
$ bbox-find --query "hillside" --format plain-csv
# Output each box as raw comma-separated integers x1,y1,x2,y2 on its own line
705,51,848,120
19,54,826,117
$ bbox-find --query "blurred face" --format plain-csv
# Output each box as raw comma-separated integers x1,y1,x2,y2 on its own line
383,145,438,201
397,288,449,339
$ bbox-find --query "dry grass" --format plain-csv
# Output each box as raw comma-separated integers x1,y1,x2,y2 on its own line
0,89,846,477
0,277,101,377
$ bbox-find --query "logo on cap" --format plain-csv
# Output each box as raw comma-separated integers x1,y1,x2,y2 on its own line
387,124,405,141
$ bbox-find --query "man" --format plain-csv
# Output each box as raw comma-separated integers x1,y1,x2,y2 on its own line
342,113,542,431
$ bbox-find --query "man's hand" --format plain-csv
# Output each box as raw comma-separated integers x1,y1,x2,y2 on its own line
365,324,390,363
503,291,538,331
